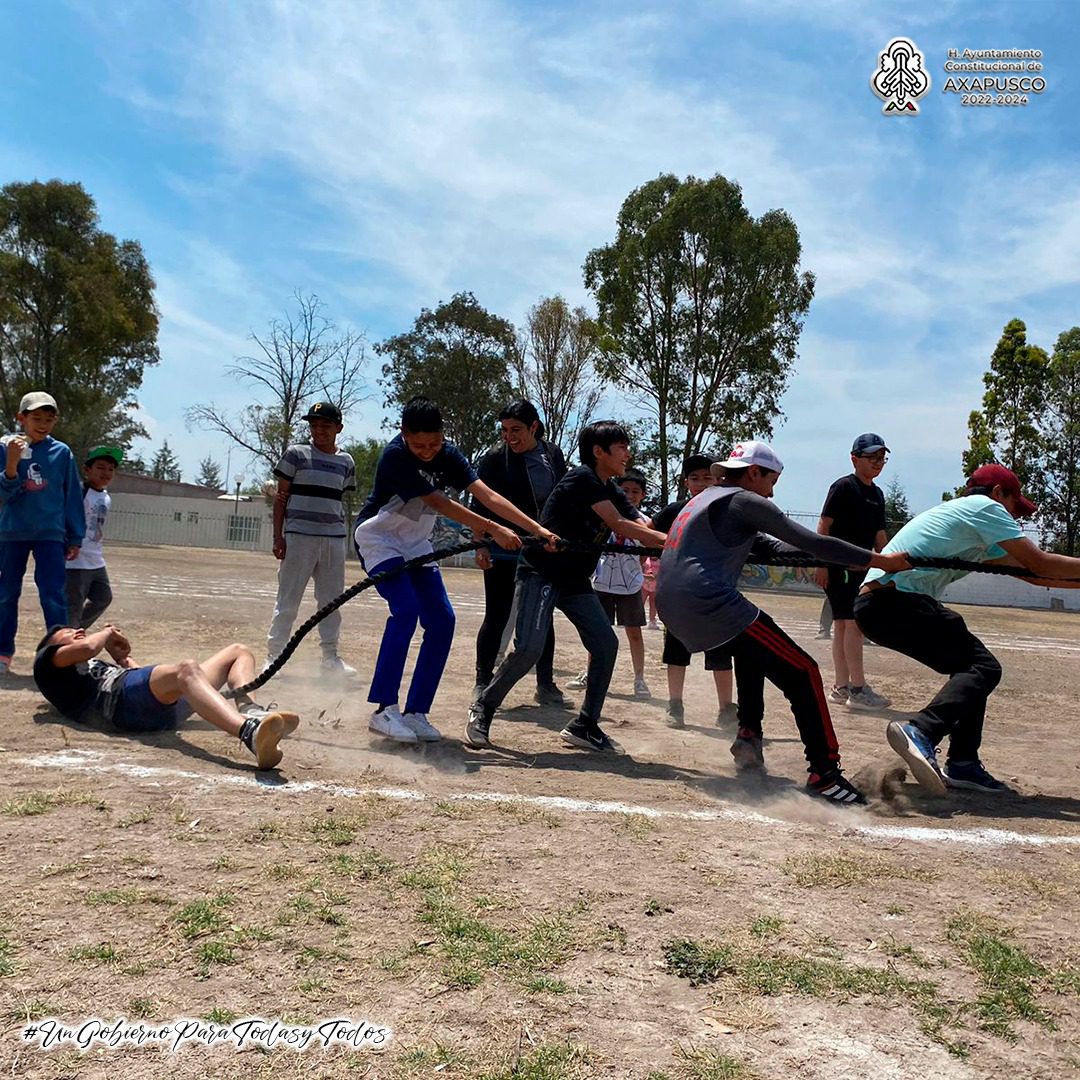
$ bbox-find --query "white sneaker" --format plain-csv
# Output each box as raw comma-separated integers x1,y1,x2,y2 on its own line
368,705,418,743
322,656,359,677
401,711,442,742
567,671,588,689
846,685,891,710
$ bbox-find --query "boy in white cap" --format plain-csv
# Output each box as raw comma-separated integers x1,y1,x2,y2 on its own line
66,445,123,629
0,392,84,674
656,441,909,804
815,433,892,710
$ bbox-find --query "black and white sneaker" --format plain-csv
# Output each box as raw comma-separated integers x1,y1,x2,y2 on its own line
464,703,493,748
240,700,300,737
807,768,867,806
560,717,624,754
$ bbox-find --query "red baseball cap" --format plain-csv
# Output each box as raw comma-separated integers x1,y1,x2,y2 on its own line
967,464,1037,516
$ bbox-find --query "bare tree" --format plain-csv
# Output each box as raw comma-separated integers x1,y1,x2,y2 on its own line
187,292,367,476
511,296,606,459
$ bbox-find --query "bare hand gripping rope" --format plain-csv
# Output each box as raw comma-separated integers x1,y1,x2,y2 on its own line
225,537,1078,698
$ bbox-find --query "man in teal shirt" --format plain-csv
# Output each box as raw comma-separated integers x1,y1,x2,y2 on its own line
856,464,1080,795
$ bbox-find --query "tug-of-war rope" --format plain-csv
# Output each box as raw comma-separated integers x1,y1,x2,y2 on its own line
224,537,1078,699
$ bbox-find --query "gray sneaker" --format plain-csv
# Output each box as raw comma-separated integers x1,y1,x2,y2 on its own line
665,700,685,729
846,685,891,710
534,683,570,708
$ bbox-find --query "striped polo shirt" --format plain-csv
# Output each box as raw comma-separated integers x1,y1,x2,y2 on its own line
274,444,356,538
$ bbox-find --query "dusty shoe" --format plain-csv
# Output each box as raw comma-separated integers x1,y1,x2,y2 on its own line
566,670,588,690
369,705,418,743
807,768,867,806
886,720,945,795
464,703,493,748
827,685,849,705
846,684,890,710
322,655,359,678
245,713,286,770
534,683,570,708
633,677,651,699
239,700,300,737
716,702,739,727
560,717,624,754
730,727,765,773
943,759,1009,793
664,700,685,729
401,711,442,742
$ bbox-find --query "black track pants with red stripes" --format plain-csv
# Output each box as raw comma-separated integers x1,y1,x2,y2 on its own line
728,609,840,773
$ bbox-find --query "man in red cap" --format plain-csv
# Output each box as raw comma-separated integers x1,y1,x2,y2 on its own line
856,464,1079,795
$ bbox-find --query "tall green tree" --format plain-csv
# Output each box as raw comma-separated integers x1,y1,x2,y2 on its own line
511,296,606,459
1040,327,1080,555
187,292,367,477
150,439,181,482
0,179,159,456
883,476,913,538
584,173,814,502
342,436,383,519
195,455,224,489
377,292,514,466
962,318,1048,497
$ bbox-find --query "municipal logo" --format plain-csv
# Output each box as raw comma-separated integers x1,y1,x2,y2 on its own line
871,37,931,114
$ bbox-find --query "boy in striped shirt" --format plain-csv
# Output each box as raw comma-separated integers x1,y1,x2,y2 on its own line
267,402,357,676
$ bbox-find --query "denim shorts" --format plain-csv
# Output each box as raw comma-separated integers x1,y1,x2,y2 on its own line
108,666,188,733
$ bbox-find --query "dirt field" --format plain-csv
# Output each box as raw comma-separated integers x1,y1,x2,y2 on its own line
2,544,1079,1079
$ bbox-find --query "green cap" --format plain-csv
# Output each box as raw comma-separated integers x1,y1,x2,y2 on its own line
85,446,124,466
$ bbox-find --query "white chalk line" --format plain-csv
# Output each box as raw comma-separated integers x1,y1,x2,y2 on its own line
15,748,1080,850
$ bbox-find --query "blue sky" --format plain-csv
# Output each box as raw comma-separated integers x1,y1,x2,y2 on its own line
2,0,1077,513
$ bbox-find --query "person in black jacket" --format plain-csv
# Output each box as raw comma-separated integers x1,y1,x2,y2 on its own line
471,401,569,706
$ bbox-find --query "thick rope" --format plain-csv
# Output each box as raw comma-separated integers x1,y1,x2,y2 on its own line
226,535,1077,697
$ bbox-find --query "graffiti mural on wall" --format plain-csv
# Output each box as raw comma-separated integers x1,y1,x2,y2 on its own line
740,562,817,590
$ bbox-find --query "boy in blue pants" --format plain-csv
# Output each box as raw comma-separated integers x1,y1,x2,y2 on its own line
354,397,556,744
0,392,84,674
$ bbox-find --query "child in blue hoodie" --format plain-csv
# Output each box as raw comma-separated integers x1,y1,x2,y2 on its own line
0,392,85,673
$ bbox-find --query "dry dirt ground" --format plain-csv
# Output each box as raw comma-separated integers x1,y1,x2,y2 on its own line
2,544,1079,1080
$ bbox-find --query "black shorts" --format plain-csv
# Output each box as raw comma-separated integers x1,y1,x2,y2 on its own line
824,569,867,621
661,628,733,671
597,590,646,627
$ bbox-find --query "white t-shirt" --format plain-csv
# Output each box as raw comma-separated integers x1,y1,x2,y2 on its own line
67,487,110,570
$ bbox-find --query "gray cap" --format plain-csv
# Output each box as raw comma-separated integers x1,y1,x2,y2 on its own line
19,391,57,413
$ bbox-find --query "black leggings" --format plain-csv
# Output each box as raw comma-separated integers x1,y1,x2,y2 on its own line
475,557,555,687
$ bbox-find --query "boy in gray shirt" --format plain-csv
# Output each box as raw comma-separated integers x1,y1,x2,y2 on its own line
267,402,357,675
656,441,908,805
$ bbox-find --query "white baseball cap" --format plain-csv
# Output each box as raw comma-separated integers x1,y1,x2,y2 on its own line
19,391,57,413
713,440,784,474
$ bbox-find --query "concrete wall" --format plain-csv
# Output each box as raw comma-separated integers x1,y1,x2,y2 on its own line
109,493,274,552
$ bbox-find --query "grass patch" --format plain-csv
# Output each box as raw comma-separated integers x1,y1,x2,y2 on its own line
266,862,303,881
492,801,561,829
5,998,52,1022
946,912,1053,1039
675,1046,757,1080
118,806,153,828
663,936,964,1055
782,852,937,888
206,1006,237,1024
86,887,170,907
523,974,570,994
127,997,156,1019
0,928,16,977
614,812,658,839
196,940,236,971
477,1042,591,1080
175,893,233,939
3,789,104,816
749,916,784,940
326,850,395,879
69,943,120,964
309,812,367,847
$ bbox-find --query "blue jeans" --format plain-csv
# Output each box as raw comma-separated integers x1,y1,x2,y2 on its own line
479,566,618,724
367,558,456,714
0,539,68,658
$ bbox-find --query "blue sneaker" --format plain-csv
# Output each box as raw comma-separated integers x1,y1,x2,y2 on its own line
944,759,1009,793
886,720,946,795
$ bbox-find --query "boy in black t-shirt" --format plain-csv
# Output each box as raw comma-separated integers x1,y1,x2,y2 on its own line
465,421,666,753
33,624,300,769
815,433,891,710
